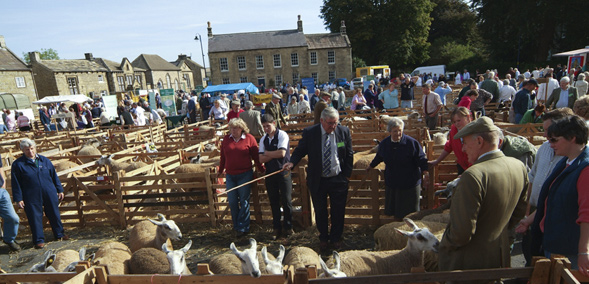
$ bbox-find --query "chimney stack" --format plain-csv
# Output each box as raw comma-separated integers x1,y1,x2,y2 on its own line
29,51,41,63
85,53,94,61
0,35,6,49
340,20,347,35
207,21,213,38
179,54,188,60
297,15,303,32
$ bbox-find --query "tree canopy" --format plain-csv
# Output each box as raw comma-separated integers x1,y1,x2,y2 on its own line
22,48,60,64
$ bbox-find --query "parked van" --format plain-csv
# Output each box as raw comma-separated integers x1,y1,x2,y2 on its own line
411,65,446,77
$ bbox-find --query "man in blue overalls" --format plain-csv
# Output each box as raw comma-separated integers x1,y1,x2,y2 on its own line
11,139,67,249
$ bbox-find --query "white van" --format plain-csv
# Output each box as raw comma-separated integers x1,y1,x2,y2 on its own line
411,65,446,77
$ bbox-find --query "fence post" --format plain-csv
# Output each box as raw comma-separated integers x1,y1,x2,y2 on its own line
297,166,313,228
205,169,216,226
72,177,85,228
293,267,309,284
370,169,381,226
251,177,263,224
425,140,436,210
113,171,126,229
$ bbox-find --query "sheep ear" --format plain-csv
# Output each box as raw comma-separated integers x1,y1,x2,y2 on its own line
276,245,286,263
162,242,171,253
403,218,419,230
108,154,115,159
86,253,95,262
148,218,162,226
319,256,329,273
79,247,86,260
395,228,411,237
157,213,166,221
45,254,56,268
261,246,270,264
181,240,192,253
249,238,257,249
332,251,341,271
230,242,241,255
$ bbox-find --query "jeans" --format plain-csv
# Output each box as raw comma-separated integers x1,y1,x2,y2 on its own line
0,125,7,134
0,189,20,243
226,170,253,233
515,113,524,124
265,171,293,230
401,100,413,108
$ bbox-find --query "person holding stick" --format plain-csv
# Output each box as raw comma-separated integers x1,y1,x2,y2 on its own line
219,118,265,238
259,114,293,240
283,107,353,252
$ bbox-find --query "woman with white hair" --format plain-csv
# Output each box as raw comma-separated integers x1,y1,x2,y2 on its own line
287,96,299,115
297,94,311,114
574,73,588,97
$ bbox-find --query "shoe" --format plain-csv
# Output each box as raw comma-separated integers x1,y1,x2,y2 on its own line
272,229,282,240
34,243,45,249
4,241,20,252
319,241,329,253
57,235,70,241
332,241,343,250
284,229,295,237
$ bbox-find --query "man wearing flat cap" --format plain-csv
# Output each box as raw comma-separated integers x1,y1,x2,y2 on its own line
313,92,331,125
265,93,287,129
439,117,528,280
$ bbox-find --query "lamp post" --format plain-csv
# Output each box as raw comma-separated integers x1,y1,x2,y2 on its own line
194,34,208,85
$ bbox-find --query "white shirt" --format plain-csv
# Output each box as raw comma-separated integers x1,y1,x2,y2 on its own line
499,85,516,103
135,107,146,126
537,78,559,101
528,141,563,207
320,126,341,177
556,88,570,108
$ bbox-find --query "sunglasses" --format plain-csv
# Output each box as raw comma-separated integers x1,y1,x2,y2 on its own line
548,137,562,144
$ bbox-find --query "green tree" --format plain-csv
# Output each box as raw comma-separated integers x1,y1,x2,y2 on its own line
352,56,367,70
428,0,477,45
22,48,60,64
321,0,434,68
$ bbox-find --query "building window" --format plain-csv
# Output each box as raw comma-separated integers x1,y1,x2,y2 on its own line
135,75,142,88
98,75,104,83
219,58,229,72
174,79,179,91
275,75,282,86
273,54,281,68
312,72,318,84
328,51,335,64
310,52,317,65
291,53,299,67
292,73,299,84
240,76,248,83
117,76,125,91
237,56,246,70
222,78,230,84
329,71,336,80
67,77,79,95
126,75,133,86
100,90,107,96
256,55,264,69
15,77,26,88
183,74,191,89
166,74,172,89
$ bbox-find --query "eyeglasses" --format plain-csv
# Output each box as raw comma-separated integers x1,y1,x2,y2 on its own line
548,137,562,144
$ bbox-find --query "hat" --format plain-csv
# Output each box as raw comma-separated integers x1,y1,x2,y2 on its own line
272,94,281,100
524,79,539,87
231,100,240,105
320,91,331,98
454,117,500,139
290,96,297,100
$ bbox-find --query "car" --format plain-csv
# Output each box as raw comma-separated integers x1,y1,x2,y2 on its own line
320,78,350,90
351,77,364,89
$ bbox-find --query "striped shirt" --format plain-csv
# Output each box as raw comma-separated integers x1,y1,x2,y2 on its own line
528,141,563,207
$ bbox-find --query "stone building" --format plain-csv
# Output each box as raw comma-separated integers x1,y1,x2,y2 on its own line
0,36,38,105
131,54,184,90
93,54,147,93
207,16,352,87
29,52,110,99
171,54,206,89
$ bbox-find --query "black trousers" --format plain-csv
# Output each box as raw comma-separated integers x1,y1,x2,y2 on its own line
311,174,348,243
265,171,293,230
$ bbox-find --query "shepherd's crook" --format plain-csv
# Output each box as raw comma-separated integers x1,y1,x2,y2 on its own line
217,169,286,196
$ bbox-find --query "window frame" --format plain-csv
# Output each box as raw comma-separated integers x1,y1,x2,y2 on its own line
219,58,229,72
291,53,299,67
273,54,281,68
310,51,317,65
328,50,335,64
15,77,26,88
256,55,264,69
237,56,246,70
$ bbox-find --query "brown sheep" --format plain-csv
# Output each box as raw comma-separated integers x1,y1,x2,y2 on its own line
93,241,132,275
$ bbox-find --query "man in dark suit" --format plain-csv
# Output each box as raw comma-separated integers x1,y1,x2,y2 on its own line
283,107,353,251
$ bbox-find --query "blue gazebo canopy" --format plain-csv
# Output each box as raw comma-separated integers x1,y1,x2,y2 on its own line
201,83,260,95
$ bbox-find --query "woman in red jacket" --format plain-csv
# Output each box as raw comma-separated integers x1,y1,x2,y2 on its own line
428,107,473,174
219,118,265,237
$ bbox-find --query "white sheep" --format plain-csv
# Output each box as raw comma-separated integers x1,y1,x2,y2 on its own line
29,250,57,272
128,248,170,274
128,213,182,252
318,251,346,278
283,246,322,273
51,247,88,272
373,220,446,251
96,154,148,173
93,241,132,275
261,245,285,275
327,218,439,276
230,238,262,278
163,241,193,275
208,240,274,276
78,138,102,164
433,131,448,145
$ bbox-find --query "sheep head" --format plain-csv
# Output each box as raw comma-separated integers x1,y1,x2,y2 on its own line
395,218,440,253
318,251,346,278
29,250,57,272
230,238,261,278
261,245,285,275
96,154,115,166
64,247,87,272
149,213,182,241
190,154,202,164
163,240,192,275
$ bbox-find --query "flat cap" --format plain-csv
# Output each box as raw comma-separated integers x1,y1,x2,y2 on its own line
524,79,539,87
272,93,282,99
231,100,241,105
454,116,500,139
320,91,332,98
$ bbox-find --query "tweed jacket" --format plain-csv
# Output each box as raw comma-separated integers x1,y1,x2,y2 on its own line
546,87,578,109
239,109,264,137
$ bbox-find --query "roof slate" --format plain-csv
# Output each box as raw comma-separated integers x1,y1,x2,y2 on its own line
132,54,181,71
209,29,308,53
36,58,108,72
305,33,350,49
0,48,30,71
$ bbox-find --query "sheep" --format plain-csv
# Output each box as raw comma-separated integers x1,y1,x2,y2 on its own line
96,154,148,173
64,247,93,272
93,241,132,275
230,238,262,278
208,239,272,277
318,251,346,278
432,131,448,146
54,160,79,173
128,213,182,253
128,248,170,274
421,211,451,224
373,219,446,251
261,245,285,275
327,218,439,276
78,138,102,164
51,248,84,272
404,203,451,221
283,246,321,273
162,240,193,275
435,177,460,199
29,250,57,272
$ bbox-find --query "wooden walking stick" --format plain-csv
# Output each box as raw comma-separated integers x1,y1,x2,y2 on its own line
217,169,286,196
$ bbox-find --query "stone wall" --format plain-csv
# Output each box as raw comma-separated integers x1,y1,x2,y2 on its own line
0,70,38,106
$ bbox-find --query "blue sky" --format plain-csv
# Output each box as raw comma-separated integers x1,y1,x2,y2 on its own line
1,0,328,66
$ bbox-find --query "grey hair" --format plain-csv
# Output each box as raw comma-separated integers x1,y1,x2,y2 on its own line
561,76,571,83
386,117,405,132
503,79,510,86
244,101,253,110
488,71,495,79
320,107,339,120
472,130,500,146
20,138,36,150
579,73,586,81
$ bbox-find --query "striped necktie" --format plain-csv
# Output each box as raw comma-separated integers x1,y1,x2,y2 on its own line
322,133,331,176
